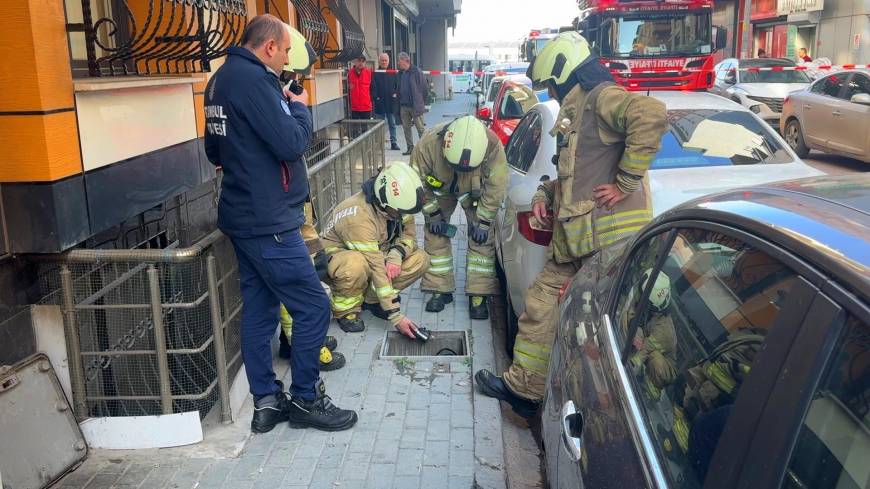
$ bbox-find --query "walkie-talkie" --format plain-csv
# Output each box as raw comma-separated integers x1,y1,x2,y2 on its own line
286,79,304,96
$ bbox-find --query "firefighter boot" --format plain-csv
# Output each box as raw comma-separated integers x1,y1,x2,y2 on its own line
251,380,291,433
474,369,540,419
279,332,338,359
425,293,453,313
402,145,414,156
469,295,489,320
362,297,400,321
337,313,365,333
288,378,358,431
319,347,346,372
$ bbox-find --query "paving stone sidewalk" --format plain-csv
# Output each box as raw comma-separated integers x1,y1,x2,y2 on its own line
55,94,507,489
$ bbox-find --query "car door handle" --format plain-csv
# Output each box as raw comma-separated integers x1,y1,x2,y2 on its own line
804,105,812,110
832,111,843,117
561,400,584,462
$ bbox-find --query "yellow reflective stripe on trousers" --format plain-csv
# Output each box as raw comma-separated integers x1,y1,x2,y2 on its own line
330,293,363,312
429,255,453,274
621,152,654,172
467,254,495,276
344,241,380,252
373,284,398,299
513,338,551,374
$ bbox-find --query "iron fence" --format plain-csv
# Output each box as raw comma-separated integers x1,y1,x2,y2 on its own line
35,118,384,423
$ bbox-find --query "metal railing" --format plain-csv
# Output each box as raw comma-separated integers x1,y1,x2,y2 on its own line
36,118,384,423
306,119,386,230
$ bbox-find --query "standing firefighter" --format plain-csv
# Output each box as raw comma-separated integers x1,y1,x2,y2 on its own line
321,161,429,337
412,116,508,320
475,31,668,417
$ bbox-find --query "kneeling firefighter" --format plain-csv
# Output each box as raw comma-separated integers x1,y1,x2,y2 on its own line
321,161,429,337
412,116,508,320
475,31,667,417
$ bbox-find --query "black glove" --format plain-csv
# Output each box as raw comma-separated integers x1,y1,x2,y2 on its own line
428,216,446,235
469,221,490,244
313,250,329,282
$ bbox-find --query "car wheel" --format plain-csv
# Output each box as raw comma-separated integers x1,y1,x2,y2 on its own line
785,119,810,158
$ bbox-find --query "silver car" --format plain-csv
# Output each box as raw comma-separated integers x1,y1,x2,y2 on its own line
542,173,870,489
711,58,811,126
494,92,822,353
781,69,870,163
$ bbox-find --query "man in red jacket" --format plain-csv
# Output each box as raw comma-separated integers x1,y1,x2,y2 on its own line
348,55,373,119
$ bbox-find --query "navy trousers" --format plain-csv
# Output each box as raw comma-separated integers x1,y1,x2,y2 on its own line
229,229,331,400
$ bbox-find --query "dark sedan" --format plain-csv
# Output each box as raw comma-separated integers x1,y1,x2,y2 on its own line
542,174,870,489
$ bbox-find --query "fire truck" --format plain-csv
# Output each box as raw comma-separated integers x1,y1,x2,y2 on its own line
575,0,728,91
519,28,562,62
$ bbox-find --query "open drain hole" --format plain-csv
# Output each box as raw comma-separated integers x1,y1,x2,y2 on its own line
380,331,469,359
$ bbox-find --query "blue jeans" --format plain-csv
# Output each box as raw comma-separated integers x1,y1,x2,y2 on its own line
229,229,331,400
377,111,398,145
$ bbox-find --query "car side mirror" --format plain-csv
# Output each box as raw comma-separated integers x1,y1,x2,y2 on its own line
477,107,491,120
850,93,870,106
715,26,728,51
724,69,736,84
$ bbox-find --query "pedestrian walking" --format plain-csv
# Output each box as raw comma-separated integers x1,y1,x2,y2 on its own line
372,52,401,150
349,55,373,119
412,116,508,320
474,31,667,418
397,52,427,155
203,14,357,433
320,161,429,335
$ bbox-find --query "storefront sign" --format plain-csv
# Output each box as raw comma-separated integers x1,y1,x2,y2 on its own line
777,0,824,15
786,25,797,57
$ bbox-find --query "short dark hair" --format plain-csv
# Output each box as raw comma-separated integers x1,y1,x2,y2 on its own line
241,14,285,49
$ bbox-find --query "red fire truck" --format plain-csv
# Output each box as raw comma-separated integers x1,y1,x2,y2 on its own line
575,0,728,91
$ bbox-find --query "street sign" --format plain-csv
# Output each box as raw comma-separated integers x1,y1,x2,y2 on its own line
777,0,824,15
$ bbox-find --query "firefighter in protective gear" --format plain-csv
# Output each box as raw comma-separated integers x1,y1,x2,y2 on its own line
476,31,667,415
626,269,677,400
412,115,508,320
277,202,345,370
321,161,429,337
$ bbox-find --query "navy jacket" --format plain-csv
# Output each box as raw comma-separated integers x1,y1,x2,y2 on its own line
204,46,313,237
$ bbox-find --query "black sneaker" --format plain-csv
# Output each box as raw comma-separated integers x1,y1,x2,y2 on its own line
390,143,400,151
425,293,453,313
251,381,291,433
474,369,540,419
362,300,399,320
469,295,489,320
287,379,358,431
337,313,365,333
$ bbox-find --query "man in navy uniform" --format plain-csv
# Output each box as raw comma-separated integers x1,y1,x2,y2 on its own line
204,14,357,433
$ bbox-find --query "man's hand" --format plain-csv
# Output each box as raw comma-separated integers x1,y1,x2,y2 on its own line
288,88,310,106
532,200,552,227
395,316,418,339
632,335,644,352
385,262,402,280
593,184,628,210
428,216,446,235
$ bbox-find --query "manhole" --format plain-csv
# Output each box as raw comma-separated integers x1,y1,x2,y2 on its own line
379,331,469,361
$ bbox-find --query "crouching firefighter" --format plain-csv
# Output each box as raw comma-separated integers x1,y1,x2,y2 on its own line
412,116,508,320
321,161,430,337
475,31,667,417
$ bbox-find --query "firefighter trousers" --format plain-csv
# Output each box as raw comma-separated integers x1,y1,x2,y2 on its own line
327,248,429,317
503,257,581,401
421,197,499,296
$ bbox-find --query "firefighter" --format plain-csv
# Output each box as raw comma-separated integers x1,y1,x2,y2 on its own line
627,269,677,400
475,31,668,417
321,161,429,337
412,116,508,320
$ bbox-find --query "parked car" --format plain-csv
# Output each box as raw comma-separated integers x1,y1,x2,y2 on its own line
477,74,530,123
494,92,823,352
711,58,811,126
478,79,538,145
477,62,529,106
542,173,870,489
781,69,870,163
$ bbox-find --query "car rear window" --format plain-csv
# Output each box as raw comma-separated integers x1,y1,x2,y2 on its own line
651,110,792,170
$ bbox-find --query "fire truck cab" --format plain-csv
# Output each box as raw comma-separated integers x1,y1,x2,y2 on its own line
575,0,728,91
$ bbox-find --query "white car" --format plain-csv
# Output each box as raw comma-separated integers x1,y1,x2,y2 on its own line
494,91,824,352
711,57,811,126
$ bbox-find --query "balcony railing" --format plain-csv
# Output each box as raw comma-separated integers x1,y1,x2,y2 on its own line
66,0,247,77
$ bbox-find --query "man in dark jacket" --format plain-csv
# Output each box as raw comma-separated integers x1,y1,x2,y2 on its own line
204,14,357,433
397,52,427,155
371,52,400,150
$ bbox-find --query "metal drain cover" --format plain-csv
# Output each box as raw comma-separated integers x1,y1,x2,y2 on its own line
380,331,469,361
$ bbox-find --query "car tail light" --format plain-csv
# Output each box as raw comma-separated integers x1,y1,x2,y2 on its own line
517,211,552,246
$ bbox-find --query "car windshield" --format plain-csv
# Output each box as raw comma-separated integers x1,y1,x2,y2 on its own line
651,109,793,169
740,68,810,84
599,12,712,57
